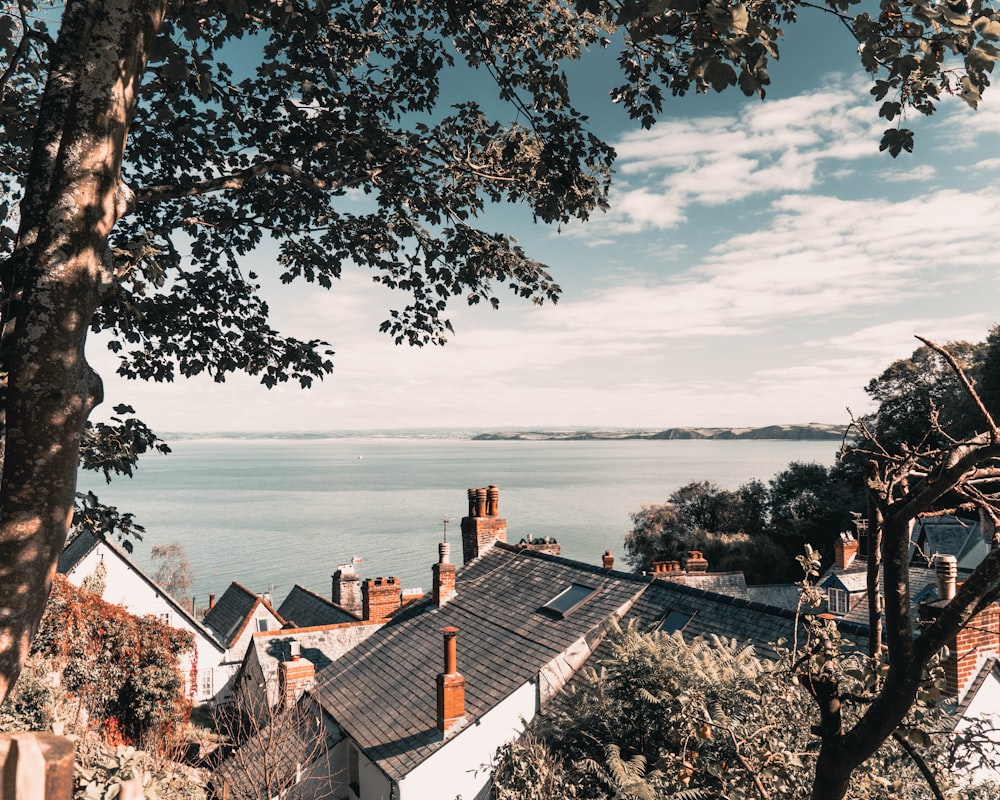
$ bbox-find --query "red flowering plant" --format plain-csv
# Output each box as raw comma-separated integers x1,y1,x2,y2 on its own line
30,577,193,752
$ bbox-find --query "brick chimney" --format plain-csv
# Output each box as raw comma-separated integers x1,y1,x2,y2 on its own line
602,550,614,570
461,485,507,564
920,559,1000,700
362,577,401,621
436,627,465,733
433,541,456,607
278,641,315,709
333,562,363,617
834,533,859,569
684,551,709,573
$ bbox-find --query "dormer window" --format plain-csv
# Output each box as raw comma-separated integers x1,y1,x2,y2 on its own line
828,587,849,615
541,583,597,619
657,610,693,634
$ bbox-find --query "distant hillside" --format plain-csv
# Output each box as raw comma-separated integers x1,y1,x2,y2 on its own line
471,423,847,441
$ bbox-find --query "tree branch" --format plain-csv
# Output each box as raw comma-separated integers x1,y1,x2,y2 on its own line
891,730,947,800
133,160,372,206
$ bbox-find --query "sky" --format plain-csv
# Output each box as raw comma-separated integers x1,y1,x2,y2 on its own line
90,10,1000,433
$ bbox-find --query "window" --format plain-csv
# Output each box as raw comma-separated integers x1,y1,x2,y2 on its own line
257,617,269,632
657,609,693,634
828,587,849,615
348,744,360,797
541,583,597,619
199,669,214,698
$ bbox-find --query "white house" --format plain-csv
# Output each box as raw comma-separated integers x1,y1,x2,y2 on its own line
58,530,227,704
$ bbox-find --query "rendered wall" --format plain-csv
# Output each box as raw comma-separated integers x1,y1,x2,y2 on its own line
398,680,538,800
64,542,224,701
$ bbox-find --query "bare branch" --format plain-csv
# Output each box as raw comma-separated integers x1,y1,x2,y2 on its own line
916,335,1000,444
891,730,947,800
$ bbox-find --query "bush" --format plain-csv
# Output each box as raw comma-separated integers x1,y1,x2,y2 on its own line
30,577,193,750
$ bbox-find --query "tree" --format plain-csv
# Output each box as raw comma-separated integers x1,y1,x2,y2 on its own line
3,0,998,706
862,340,986,453
0,0,618,703
492,621,998,799
767,461,863,559
150,542,194,601
792,338,1000,800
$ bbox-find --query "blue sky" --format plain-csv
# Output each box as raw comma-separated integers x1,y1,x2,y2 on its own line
91,11,1000,432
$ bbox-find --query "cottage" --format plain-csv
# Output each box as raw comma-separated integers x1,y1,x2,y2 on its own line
58,530,226,703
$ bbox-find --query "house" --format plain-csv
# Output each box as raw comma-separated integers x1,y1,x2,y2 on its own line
202,581,288,703
218,486,830,800
910,514,990,570
822,529,1000,722
58,530,226,704
648,551,801,610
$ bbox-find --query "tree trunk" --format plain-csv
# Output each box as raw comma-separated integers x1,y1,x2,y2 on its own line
0,0,167,703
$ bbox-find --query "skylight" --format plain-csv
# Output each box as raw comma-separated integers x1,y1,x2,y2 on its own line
541,583,597,619
657,609,693,634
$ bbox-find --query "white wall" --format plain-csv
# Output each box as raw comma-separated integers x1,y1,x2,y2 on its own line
955,671,1000,786
398,679,538,800
64,542,224,702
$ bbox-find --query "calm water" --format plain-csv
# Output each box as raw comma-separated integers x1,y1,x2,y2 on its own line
76,436,838,605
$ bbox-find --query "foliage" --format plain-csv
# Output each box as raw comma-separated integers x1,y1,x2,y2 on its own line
767,460,863,557
31,577,193,751
75,741,208,800
151,543,194,600
0,653,57,732
582,0,1000,155
862,340,987,453
495,622,994,799
624,473,860,583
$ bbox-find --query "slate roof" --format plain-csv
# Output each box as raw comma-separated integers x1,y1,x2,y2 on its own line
621,579,868,660
250,621,383,706
212,705,328,798
653,571,750,597
58,530,103,574
204,582,284,648
820,558,958,628
309,543,646,783
911,515,988,570
277,584,360,628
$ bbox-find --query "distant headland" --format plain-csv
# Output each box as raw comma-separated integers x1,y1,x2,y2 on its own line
471,423,847,441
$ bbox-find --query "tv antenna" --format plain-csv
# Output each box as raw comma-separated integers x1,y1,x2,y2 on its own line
442,516,451,541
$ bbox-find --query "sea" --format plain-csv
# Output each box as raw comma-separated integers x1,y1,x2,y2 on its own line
75,434,840,607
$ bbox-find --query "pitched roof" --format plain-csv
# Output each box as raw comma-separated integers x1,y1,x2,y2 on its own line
277,584,360,628
57,530,103,575
310,544,645,782
204,582,285,648
912,515,988,569
250,621,384,706
212,705,328,798
57,530,223,651
652,571,750,597
621,579,868,660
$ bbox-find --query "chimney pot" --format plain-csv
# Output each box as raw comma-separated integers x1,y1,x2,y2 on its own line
936,555,958,602
602,550,614,570
437,627,465,732
208,593,215,610
289,640,301,661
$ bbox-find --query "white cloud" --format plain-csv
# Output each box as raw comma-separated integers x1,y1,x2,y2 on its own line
585,81,883,235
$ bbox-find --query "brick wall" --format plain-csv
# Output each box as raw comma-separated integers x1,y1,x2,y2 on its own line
362,577,401,621
945,604,999,698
